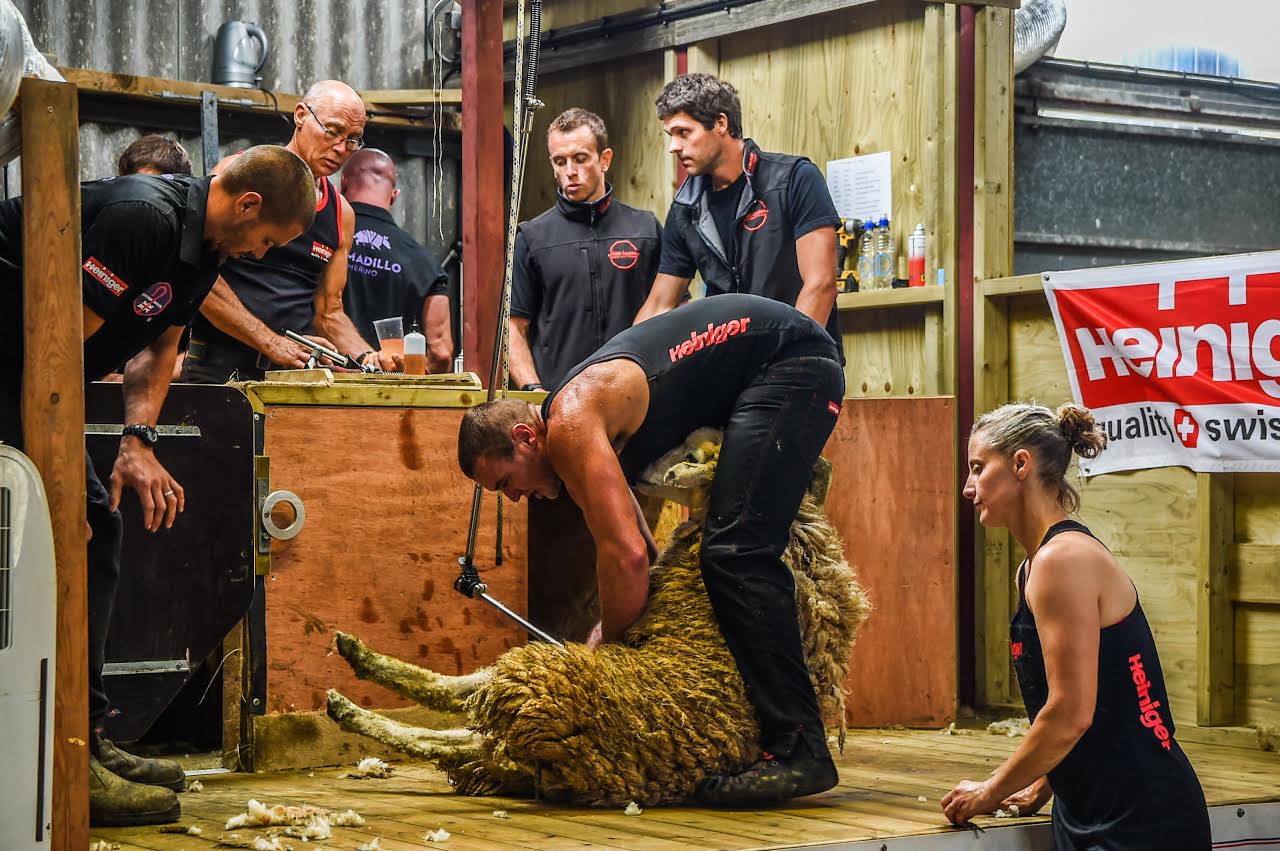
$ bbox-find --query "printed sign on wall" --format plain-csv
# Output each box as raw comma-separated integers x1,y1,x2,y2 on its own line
1043,251,1280,476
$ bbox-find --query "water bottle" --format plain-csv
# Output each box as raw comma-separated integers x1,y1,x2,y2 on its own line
404,323,427,375
857,219,878,291
908,224,926,287
874,215,895,289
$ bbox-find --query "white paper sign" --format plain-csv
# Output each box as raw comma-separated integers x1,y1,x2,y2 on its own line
826,151,892,224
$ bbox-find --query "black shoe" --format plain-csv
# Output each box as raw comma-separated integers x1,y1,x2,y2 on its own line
695,751,839,807
97,736,187,792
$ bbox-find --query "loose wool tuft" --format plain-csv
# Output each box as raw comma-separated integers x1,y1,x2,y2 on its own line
328,430,871,806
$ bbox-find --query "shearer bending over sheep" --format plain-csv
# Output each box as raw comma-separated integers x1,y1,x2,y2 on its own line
458,292,846,806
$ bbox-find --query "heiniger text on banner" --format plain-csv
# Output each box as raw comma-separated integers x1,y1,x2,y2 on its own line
1043,251,1280,476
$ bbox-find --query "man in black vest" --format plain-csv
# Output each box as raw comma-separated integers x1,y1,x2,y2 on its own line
510,108,661,391
636,74,843,354
182,80,398,382
340,148,453,372
458,294,846,807
0,146,316,825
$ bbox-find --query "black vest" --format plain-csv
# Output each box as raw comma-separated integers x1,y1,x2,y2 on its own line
192,175,342,348
667,138,843,352
544,293,838,482
518,186,660,387
1012,520,1210,849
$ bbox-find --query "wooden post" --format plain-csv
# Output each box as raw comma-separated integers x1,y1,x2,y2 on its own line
19,78,87,850
1196,472,1235,726
461,0,505,379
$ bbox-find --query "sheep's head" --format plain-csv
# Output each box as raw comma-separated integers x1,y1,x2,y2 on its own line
634,428,723,516
635,427,834,514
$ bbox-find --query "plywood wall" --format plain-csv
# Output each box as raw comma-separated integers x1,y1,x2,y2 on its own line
985,289,1280,731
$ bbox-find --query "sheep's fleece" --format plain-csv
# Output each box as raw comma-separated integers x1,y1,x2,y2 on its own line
327,428,871,806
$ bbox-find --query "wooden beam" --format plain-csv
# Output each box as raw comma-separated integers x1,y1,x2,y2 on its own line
1196,472,1235,726
1231,543,1280,605
503,0,880,79
20,77,88,851
358,88,463,105
462,0,506,378
973,280,1013,707
59,67,460,133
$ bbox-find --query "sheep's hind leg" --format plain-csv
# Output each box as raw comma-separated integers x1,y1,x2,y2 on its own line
334,631,489,712
326,689,479,759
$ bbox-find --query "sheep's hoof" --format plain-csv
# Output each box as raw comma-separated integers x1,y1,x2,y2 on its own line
334,631,363,663
326,688,358,724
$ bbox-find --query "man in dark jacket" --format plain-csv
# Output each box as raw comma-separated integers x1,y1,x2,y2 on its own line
636,74,843,354
0,146,315,826
510,108,661,391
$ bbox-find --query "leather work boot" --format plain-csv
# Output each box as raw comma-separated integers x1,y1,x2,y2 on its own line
90,755,181,827
695,751,839,807
97,736,187,792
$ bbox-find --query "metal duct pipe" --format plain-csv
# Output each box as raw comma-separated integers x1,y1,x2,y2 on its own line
1014,0,1068,76
0,0,65,167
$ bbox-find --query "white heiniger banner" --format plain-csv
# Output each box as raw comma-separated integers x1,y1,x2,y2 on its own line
1042,251,1280,476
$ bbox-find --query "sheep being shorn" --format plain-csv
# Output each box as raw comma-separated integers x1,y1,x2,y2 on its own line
327,429,871,806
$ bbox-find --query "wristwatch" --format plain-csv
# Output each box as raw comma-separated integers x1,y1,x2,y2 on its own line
121,424,160,447
521,383,545,392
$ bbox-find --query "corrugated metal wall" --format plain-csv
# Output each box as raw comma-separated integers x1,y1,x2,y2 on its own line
8,0,459,264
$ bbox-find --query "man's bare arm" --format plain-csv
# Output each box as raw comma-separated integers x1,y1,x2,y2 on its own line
509,317,540,388
424,294,453,373
793,227,838,327
198,277,315,369
633,273,690,325
548,415,651,644
113,326,185,531
313,195,390,367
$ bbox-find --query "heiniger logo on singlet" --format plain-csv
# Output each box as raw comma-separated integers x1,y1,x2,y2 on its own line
1129,653,1172,750
669,317,752,363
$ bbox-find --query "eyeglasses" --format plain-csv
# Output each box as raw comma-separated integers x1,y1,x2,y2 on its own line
303,102,365,151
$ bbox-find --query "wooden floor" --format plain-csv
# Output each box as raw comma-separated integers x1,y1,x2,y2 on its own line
92,727,1280,850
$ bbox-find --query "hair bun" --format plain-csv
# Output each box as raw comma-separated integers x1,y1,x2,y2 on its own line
1056,404,1106,459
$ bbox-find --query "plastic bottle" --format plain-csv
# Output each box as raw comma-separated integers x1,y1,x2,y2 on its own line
403,323,427,375
908,224,926,287
857,218,878,291
874,215,895,289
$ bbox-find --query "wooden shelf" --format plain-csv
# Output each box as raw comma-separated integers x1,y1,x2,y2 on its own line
60,67,462,132
836,287,945,312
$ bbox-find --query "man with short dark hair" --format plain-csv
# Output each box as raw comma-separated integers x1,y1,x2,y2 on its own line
340,148,453,372
459,293,846,807
117,134,193,177
637,74,843,354
509,107,660,392
183,80,398,382
0,145,315,826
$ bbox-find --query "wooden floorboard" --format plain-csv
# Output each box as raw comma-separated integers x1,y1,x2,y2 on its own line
91,728,1280,850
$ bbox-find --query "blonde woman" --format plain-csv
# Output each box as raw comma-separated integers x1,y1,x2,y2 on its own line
943,403,1210,849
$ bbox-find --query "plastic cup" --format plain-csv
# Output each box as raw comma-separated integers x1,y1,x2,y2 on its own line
373,316,404,357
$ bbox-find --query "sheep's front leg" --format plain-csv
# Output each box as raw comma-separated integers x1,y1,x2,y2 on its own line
334,631,490,712
326,689,480,759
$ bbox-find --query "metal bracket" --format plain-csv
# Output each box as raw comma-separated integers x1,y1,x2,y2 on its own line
84,423,203,437
103,659,190,676
260,489,305,541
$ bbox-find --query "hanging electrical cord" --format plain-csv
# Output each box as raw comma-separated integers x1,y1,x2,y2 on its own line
453,0,561,649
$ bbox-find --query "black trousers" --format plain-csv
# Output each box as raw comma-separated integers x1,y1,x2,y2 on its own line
701,355,846,761
2,376,121,731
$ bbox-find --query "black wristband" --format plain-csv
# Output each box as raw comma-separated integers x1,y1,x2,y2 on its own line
521,382,545,392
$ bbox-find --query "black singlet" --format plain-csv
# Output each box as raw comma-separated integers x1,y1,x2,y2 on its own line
542,293,839,482
1012,519,1211,850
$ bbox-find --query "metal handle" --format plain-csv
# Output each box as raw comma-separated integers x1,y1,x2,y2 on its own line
260,489,305,540
245,23,269,73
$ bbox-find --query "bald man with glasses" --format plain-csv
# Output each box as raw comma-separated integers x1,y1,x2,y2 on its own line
183,80,401,382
